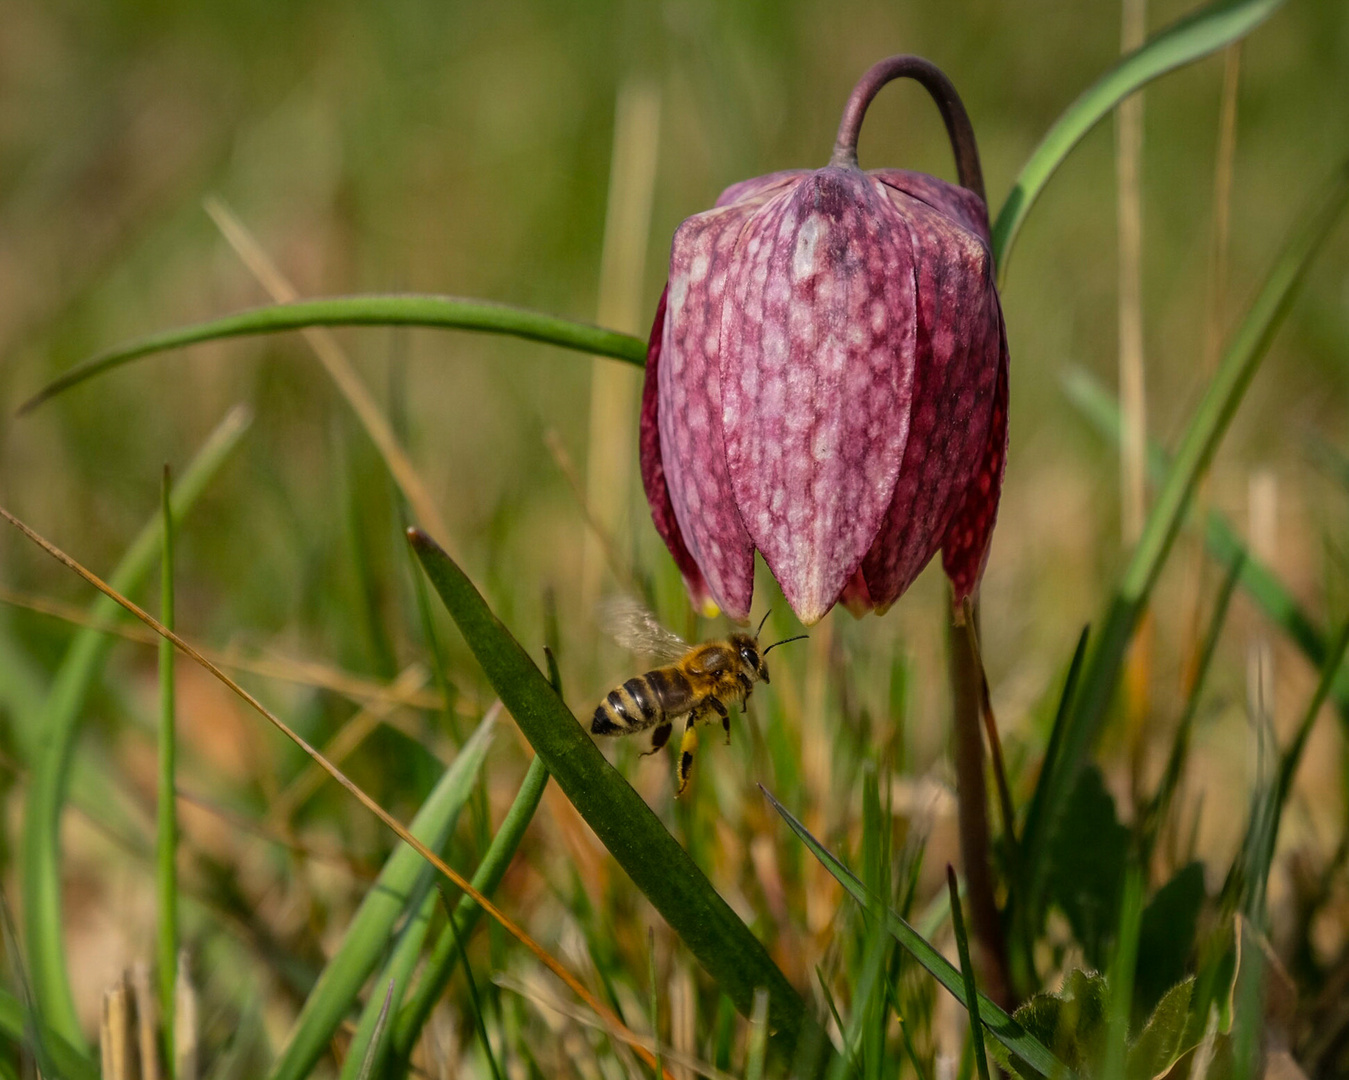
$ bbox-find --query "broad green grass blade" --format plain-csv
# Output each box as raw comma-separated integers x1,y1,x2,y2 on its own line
990,0,1285,272
266,712,495,1080
389,753,550,1065
0,988,98,1080
1063,366,1349,722
763,787,1075,1080
157,465,179,1076
1031,159,1349,896
20,404,252,1049
21,295,648,414
408,530,819,1064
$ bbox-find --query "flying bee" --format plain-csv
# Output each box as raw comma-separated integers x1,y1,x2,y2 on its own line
591,599,806,795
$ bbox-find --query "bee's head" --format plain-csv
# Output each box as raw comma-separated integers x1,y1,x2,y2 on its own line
740,612,808,684
728,631,767,682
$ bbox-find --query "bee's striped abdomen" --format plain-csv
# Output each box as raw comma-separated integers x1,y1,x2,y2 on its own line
590,667,695,736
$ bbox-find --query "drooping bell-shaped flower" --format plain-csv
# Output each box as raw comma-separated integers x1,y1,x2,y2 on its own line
640,56,1008,625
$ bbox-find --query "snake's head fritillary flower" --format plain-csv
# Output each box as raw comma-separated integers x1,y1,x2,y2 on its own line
640,55,1008,625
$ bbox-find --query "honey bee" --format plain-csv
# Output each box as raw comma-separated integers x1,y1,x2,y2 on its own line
591,599,806,795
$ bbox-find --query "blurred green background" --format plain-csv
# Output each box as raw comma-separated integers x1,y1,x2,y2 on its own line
1,0,1347,1061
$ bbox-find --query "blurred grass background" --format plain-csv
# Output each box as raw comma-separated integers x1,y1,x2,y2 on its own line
0,0,1347,1073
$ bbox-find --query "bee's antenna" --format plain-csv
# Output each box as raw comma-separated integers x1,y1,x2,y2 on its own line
762,634,808,656
755,609,772,639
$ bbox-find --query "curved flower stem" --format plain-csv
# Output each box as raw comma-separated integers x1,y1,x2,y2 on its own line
830,54,986,205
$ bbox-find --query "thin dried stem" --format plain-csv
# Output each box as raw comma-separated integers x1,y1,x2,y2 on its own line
203,197,457,556
0,503,663,1076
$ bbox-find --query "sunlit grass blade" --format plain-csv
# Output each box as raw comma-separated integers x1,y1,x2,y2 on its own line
1031,158,1349,891
157,465,179,1077
407,529,819,1065
990,0,1285,273
947,867,991,1080
20,295,648,415
762,786,1076,1080
0,506,665,1077
19,404,251,1048
269,712,495,1080
649,930,664,1080
1063,366,1349,722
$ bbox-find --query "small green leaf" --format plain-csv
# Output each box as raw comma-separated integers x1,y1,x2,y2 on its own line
1011,970,1109,1078
1046,766,1128,970
1126,978,1195,1080
1135,865,1206,1017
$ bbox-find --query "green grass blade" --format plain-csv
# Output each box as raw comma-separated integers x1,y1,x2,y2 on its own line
20,404,252,1049
354,982,395,1080
1062,366,1349,722
1032,159,1349,894
157,465,179,1077
338,886,439,1080
0,988,98,1080
1242,623,1349,923
21,295,648,414
407,530,819,1064
990,0,1285,272
1141,550,1244,855
266,712,495,1080
763,787,1075,1080
388,753,550,1065
1101,869,1143,1080
947,867,991,1080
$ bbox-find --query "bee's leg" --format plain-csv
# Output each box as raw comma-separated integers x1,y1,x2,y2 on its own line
640,721,673,757
706,696,731,745
675,715,701,797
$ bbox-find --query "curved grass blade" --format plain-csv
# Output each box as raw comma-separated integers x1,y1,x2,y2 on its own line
762,786,1076,1080
1063,365,1349,722
20,405,252,1049
991,0,1285,273
268,712,495,1080
407,530,820,1065
389,754,550,1064
1033,158,1349,890
20,296,648,415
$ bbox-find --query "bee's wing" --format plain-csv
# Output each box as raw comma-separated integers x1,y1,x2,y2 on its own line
598,597,690,661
